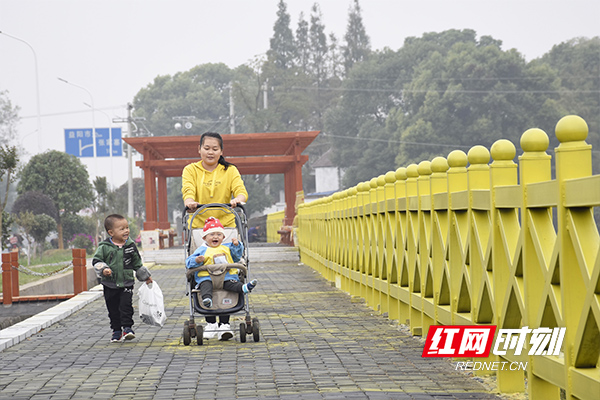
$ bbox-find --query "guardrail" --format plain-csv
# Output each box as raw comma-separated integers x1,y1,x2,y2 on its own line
1,249,88,305
296,115,599,400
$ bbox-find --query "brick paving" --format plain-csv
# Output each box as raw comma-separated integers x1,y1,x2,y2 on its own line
0,246,504,399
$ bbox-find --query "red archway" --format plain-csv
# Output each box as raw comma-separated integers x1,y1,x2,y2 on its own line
123,131,319,231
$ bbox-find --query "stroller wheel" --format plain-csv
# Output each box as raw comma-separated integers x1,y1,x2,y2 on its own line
239,323,247,343
197,326,204,345
183,322,191,346
252,318,260,342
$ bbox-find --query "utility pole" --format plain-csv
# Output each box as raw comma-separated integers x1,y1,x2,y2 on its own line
126,104,134,218
113,103,145,218
229,82,235,134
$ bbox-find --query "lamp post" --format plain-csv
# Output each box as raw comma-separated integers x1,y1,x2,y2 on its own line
0,31,42,152
58,77,97,173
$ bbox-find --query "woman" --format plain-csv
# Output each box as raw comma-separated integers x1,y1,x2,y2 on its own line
181,131,249,340
182,132,248,229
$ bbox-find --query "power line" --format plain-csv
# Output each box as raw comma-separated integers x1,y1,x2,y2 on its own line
321,132,473,149
21,105,127,119
291,86,600,94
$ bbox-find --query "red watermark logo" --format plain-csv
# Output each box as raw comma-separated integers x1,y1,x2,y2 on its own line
422,325,497,357
422,325,566,358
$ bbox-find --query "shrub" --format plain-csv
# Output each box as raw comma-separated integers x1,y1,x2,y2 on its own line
70,233,95,255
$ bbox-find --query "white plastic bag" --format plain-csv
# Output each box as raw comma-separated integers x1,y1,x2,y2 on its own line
138,281,167,327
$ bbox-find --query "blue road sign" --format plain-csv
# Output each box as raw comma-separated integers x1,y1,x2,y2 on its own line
64,128,122,157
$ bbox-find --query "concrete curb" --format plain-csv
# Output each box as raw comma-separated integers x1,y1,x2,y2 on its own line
0,285,104,352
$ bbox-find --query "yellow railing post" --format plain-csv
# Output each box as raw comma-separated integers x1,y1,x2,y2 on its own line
555,115,599,400
519,128,560,399
417,161,435,333
466,145,492,325
490,138,524,393
406,163,422,335
346,188,356,292
373,174,389,316
446,150,470,324
384,170,398,321
394,167,410,325
357,181,370,301
430,157,450,325
467,145,494,375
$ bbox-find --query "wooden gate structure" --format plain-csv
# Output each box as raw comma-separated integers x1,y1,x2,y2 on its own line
123,131,319,231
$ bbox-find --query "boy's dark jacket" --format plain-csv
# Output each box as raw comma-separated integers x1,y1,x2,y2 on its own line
92,237,150,288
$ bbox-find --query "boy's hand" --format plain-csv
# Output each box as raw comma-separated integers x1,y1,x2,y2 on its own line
195,255,205,264
102,268,112,277
231,238,239,246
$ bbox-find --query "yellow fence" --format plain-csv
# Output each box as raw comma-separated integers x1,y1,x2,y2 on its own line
266,210,285,243
296,115,600,400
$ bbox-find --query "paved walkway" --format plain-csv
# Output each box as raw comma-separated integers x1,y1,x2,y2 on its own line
0,245,505,400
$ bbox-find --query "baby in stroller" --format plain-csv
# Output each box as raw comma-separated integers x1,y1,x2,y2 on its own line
186,217,258,340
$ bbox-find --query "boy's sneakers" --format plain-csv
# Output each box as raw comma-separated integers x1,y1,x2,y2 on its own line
202,297,213,308
218,323,234,341
110,331,122,343
203,322,219,339
122,327,135,341
242,279,258,294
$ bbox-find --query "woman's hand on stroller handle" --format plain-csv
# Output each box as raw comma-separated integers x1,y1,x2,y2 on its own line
184,201,245,213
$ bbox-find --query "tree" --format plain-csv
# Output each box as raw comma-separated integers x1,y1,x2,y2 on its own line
325,29,569,187
62,213,95,248
392,33,564,167
113,177,146,218
295,12,310,73
0,90,20,145
538,37,600,152
1,211,14,248
91,176,113,243
242,175,273,217
15,211,56,264
0,92,21,249
342,0,371,76
267,0,296,69
133,63,259,136
308,3,329,85
0,145,19,247
12,191,58,220
325,48,405,186
17,151,94,249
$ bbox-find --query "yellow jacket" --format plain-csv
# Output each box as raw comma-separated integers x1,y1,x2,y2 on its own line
182,161,248,228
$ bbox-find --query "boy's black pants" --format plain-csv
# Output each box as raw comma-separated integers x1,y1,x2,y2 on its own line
103,285,134,332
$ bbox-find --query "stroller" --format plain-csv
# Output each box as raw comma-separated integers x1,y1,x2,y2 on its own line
181,203,260,345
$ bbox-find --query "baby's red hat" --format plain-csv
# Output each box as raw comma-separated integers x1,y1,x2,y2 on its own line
202,217,225,238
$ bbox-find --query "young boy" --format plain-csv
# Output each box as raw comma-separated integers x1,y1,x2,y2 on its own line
93,214,152,343
186,217,257,340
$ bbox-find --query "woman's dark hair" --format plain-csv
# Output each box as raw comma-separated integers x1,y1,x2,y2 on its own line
200,132,233,170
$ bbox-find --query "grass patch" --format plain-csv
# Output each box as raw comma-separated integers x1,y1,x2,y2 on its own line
0,249,91,290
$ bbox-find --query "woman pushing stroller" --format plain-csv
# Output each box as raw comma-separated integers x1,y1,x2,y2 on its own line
182,131,256,340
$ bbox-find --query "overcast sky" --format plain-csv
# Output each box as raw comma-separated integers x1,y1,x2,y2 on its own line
1,0,598,188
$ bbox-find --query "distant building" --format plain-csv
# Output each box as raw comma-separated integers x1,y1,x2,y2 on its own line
304,149,344,203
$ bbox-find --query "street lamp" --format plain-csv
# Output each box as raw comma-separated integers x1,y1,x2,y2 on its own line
0,31,42,152
173,116,195,131
57,77,97,172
